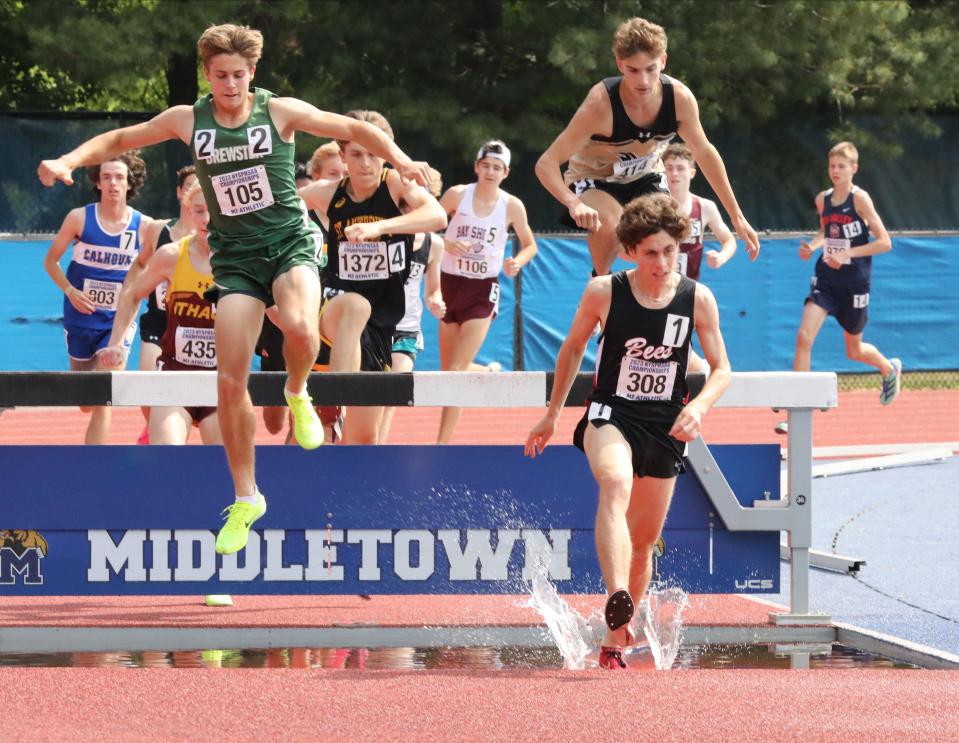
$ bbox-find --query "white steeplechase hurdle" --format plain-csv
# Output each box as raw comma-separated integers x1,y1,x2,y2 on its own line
0,369,838,621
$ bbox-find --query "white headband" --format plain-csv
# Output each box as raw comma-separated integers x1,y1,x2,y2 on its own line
476,143,511,168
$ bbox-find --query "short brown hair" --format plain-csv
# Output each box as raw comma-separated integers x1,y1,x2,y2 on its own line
337,110,394,149
828,141,859,164
175,164,196,189
662,143,695,167
308,142,343,179
616,193,690,254
86,150,147,201
197,24,263,67
613,17,667,59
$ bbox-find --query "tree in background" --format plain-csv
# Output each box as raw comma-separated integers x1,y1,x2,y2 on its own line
4,0,959,230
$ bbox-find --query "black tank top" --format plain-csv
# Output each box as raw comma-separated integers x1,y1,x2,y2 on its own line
591,75,678,145
145,220,176,317
326,171,413,330
591,271,695,418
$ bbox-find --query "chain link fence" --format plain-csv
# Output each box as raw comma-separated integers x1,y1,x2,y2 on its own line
838,370,959,392
1,112,190,232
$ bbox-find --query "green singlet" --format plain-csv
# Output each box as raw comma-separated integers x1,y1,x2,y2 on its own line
191,87,321,304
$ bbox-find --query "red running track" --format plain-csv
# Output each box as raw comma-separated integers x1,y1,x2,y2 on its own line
1,388,957,739
2,667,957,742
1,388,958,448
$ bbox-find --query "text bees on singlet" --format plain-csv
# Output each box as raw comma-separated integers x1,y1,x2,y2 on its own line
194,126,275,217
338,240,407,281
614,316,690,402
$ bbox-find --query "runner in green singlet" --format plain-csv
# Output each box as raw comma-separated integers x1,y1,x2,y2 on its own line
38,23,433,556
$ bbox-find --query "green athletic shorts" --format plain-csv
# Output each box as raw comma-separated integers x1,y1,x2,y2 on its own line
210,225,322,306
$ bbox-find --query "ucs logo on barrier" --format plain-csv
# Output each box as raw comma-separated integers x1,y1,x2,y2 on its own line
0,530,47,585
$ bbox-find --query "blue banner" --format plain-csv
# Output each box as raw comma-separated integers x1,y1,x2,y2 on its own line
4,234,956,372
0,444,779,595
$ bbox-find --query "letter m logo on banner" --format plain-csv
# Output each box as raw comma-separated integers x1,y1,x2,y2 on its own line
0,530,48,585
0,547,44,585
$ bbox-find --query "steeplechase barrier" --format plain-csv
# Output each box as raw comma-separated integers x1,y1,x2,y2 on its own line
0,371,836,625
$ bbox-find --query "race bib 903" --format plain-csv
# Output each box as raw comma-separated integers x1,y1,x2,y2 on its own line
83,278,120,311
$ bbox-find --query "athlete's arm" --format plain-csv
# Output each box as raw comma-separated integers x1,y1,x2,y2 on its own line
851,189,892,257
38,107,193,187
344,172,447,242
525,278,611,457
272,98,431,187
674,84,760,260
700,198,737,269
799,193,826,260
439,185,470,257
669,283,731,442
535,83,610,232
100,244,178,370
503,196,537,277
43,208,95,314
425,233,446,319
297,179,339,221
138,218,171,267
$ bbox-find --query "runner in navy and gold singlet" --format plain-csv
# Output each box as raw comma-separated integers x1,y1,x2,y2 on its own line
525,193,732,670
781,142,900,431
39,23,433,555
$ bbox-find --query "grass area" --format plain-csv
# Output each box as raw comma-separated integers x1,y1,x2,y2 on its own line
837,370,959,391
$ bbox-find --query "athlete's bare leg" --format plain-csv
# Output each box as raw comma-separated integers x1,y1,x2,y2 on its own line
198,412,223,445
214,294,265,498
580,189,626,275
149,406,192,444
139,341,162,422
625,475,677,610
262,406,287,436
583,422,635,647
320,292,383,443
70,355,110,444
272,265,322,395
342,405,384,444
844,332,893,377
437,314,494,444
792,301,829,372
321,292,372,374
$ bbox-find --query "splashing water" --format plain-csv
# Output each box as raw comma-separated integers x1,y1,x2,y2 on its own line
524,555,594,669
525,549,689,670
639,586,689,670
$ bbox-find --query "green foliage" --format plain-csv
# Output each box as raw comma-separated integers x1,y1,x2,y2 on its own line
4,0,959,227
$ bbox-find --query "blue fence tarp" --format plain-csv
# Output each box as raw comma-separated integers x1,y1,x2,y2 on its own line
2,235,956,372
